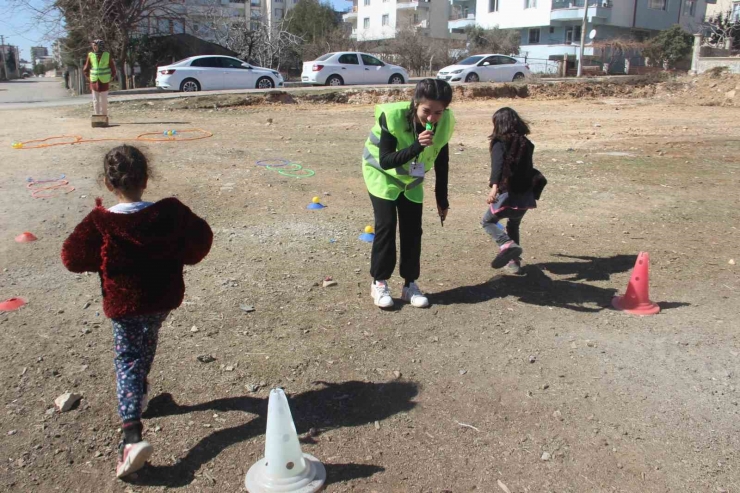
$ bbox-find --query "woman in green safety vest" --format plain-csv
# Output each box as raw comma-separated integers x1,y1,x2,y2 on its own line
83,39,117,119
362,79,455,310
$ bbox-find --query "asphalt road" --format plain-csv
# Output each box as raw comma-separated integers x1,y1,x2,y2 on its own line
0,77,79,107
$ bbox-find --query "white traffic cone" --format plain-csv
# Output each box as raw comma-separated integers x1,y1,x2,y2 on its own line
245,388,326,492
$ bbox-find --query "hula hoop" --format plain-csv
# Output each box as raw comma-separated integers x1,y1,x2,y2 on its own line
255,158,290,167
12,129,213,149
27,174,66,183
266,163,302,172
278,168,315,178
18,135,84,149
27,179,75,198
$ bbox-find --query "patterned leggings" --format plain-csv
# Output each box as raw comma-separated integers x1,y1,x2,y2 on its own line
111,312,169,422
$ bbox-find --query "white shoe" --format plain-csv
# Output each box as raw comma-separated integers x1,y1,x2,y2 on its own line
370,281,394,309
402,282,429,308
116,441,153,478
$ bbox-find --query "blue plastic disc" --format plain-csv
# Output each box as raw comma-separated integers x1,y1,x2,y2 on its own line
307,203,325,210
359,233,375,243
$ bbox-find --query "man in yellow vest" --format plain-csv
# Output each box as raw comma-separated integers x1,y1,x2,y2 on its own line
363,79,455,309
83,39,117,119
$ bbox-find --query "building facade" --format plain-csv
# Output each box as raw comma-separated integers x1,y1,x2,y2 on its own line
30,46,49,62
463,0,708,69
705,0,740,21
343,0,451,40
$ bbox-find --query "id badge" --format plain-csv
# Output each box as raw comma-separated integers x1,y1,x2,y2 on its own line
409,160,425,178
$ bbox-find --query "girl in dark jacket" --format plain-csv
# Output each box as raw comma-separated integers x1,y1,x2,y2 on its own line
61,145,212,478
482,107,546,275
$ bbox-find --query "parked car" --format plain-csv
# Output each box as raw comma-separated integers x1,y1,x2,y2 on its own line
302,52,409,86
155,55,284,92
437,54,530,83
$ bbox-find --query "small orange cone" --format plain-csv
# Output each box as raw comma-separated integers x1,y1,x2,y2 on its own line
612,252,660,315
15,232,37,243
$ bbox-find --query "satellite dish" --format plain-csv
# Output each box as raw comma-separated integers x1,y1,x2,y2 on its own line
589,29,597,40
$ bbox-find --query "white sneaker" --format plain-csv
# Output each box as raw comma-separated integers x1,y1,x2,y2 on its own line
116,440,153,478
402,282,429,308
370,281,394,309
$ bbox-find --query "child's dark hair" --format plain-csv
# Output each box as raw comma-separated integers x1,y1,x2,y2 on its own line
488,107,530,152
407,78,453,129
103,145,149,192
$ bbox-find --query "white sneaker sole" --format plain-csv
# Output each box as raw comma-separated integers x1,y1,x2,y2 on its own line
116,442,153,478
403,296,429,308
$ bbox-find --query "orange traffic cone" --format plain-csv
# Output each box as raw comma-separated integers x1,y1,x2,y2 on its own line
15,232,37,243
612,252,660,315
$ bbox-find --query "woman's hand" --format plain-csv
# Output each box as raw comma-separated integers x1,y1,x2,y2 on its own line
486,185,498,204
437,206,448,222
418,130,435,147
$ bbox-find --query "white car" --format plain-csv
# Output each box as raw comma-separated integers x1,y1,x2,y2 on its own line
437,54,530,83
156,55,284,92
301,52,409,86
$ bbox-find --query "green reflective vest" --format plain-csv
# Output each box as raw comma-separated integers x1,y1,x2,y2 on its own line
362,101,455,204
88,52,111,84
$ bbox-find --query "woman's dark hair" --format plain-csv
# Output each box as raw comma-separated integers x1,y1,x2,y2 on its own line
488,107,531,190
406,78,453,129
103,145,149,192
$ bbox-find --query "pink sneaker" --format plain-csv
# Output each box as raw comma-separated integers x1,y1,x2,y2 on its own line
492,241,523,269
116,441,153,478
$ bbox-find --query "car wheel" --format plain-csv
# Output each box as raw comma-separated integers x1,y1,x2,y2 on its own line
388,74,405,84
256,76,275,89
513,72,526,81
180,78,201,92
326,75,344,86
465,73,479,83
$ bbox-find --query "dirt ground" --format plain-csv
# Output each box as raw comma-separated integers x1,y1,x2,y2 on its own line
1,75,739,493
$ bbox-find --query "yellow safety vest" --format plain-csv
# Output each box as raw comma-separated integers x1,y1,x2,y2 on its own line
88,52,112,84
362,101,455,203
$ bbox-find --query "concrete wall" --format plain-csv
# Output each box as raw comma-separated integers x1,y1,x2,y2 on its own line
695,56,740,73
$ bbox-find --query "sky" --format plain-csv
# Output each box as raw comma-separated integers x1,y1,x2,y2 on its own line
0,0,351,63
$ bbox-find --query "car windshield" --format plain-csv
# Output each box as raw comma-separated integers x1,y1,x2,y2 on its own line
457,56,484,65
316,53,334,62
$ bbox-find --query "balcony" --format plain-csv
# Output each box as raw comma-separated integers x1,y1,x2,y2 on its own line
397,0,431,10
449,8,475,30
550,0,611,22
343,6,358,20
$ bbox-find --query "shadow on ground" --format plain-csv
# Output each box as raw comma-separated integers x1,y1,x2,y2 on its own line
128,380,417,487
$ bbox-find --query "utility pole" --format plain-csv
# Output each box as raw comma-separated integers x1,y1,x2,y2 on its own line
577,0,588,77
0,35,8,80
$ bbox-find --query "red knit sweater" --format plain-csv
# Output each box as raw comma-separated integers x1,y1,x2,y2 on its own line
61,198,213,319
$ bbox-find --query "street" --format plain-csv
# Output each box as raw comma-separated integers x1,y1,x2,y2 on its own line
0,77,78,106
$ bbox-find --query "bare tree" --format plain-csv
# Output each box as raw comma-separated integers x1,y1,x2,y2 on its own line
704,12,740,50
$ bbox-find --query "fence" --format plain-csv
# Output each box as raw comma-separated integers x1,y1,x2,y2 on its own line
692,34,740,74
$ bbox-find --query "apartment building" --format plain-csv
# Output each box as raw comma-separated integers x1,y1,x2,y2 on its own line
705,0,740,20
30,46,49,62
136,0,298,43
343,0,451,40
453,0,708,65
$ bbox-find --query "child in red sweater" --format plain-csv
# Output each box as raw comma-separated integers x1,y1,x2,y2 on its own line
61,145,212,478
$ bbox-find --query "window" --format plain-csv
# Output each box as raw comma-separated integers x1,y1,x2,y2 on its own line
733,4,740,22
683,0,696,15
364,0,370,5
361,54,384,66
528,28,540,44
275,0,283,3
489,0,499,11
363,17,370,28
193,23,200,32
275,7,283,18
480,56,498,65
250,21,261,30
251,0,260,5
222,57,247,69
549,26,554,33
413,12,419,22
382,14,389,25
565,25,581,43
524,0,536,8
191,57,222,68
648,0,666,9
338,53,360,64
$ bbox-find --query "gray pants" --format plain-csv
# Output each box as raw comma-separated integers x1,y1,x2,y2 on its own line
482,207,526,247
